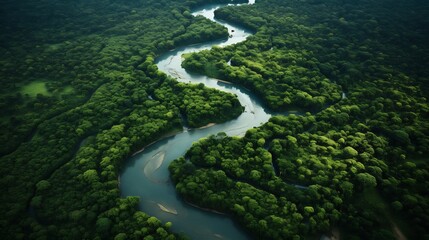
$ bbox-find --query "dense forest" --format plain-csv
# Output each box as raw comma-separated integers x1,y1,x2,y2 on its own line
172,0,429,239
1,0,428,239
0,0,245,238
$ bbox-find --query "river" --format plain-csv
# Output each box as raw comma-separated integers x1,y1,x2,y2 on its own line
120,1,270,239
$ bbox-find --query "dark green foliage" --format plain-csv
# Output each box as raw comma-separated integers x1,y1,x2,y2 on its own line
0,0,235,156
1,0,428,239
0,0,244,239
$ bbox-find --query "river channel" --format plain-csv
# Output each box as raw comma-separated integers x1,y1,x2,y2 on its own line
120,1,271,239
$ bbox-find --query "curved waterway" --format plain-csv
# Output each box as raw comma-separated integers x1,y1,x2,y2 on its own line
120,1,274,239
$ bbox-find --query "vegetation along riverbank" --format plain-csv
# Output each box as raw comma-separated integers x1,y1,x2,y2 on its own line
0,0,427,239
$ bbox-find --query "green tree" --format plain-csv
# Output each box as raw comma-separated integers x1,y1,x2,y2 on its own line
356,173,377,190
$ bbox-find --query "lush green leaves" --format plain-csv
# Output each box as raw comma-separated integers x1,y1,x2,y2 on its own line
171,0,429,239
0,0,244,239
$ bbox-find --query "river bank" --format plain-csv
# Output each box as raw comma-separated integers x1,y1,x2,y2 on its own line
120,1,266,239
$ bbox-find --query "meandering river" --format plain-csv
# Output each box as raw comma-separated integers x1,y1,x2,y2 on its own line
120,1,273,239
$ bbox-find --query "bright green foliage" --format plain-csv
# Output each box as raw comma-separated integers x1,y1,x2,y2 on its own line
170,0,429,239
356,173,377,189
154,80,243,127
343,146,359,158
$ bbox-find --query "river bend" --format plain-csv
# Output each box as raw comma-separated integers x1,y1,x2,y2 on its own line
120,1,270,239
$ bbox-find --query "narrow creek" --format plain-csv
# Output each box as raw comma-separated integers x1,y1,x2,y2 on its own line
120,1,274,239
